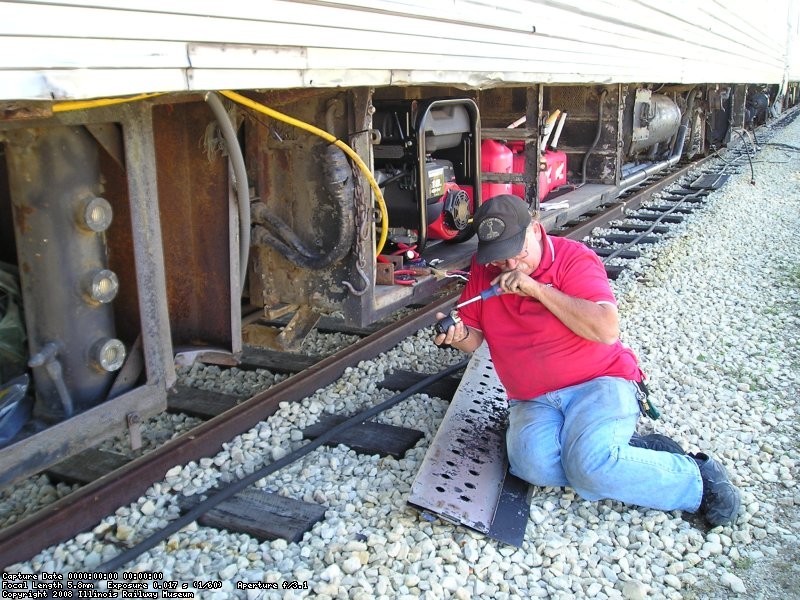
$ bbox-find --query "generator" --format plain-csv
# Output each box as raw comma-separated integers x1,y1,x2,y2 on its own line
372,98,481,252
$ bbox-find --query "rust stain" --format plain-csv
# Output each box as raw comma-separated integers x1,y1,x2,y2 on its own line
256,88,332,109
12,203,35,235
1,102,53,121
153,102,231,346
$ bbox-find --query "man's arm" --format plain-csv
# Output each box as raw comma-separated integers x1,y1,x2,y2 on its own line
491,271,620,344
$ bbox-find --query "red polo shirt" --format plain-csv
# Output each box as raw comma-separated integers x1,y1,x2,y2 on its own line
457,229,641,399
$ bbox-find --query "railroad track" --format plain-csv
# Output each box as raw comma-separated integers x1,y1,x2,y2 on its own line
0,120,786,570
0,293,462,567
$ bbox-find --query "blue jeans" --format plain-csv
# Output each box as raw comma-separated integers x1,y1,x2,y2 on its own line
506,376,703,512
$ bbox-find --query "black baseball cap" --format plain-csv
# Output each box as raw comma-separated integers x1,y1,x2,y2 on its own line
473,194,532,264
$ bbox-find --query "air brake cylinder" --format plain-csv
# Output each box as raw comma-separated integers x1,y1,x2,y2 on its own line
628,91,681,157
5,126,125,421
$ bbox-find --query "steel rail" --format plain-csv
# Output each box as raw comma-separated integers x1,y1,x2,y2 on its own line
556,155,717,240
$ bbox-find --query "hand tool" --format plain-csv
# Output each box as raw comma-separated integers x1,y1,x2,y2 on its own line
435,284,502,334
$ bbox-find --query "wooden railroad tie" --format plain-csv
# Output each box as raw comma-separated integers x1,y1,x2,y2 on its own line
377,368,463,403
46,447,131,485
180,489,326,544
166,385,243,419
302,414,424,459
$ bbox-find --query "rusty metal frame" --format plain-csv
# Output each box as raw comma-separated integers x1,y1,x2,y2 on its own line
119,103,175,390
0,385,164,490
0,102,174,490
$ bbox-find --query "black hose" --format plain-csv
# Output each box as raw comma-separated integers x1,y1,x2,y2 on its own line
732,130,756,185
671,87,697,161
581,89,608,184
319,143,357,261
252,143,355,270
94,357,469,572
377,170,407,189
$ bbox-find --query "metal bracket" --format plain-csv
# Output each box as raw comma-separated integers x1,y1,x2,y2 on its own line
632,88,653,142
127,412,142,451
376,262,395,285
376,255,403,285
277,305,321,351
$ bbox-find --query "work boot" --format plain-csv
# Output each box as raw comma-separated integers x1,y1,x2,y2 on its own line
629,432,685,454
691,452,741,527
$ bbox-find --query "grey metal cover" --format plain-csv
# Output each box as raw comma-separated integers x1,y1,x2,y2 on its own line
409,343,527,538
690,172,732,190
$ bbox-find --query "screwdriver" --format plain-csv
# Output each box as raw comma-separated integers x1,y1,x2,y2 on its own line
454,283,503,309
435,284,502,334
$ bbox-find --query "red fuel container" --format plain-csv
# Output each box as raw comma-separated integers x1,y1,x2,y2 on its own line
481,139,513,201
539,150,568,199
509,142,567,200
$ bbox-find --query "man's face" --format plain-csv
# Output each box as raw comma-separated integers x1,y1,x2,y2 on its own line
488,224,542,274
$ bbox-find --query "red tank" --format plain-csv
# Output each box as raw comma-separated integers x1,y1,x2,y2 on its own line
509,141,526,198
509,142,567,200
539,149,568,199
481,139,513,201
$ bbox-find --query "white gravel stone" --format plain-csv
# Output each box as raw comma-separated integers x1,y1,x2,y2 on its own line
720,571,747,594
621,580,648,600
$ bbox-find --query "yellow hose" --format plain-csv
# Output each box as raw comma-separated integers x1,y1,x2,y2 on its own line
220,90,389,257
52,93,165,112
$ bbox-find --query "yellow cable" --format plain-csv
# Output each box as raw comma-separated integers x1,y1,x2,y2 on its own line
52,92,165,112
220,90,388,257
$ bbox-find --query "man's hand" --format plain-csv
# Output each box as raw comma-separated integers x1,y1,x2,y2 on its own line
433,311,483,351
434,311,465,347
493,270,538,297
492,272,619,344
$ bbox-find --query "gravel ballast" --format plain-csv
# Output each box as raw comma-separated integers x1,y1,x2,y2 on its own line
3,114,800,599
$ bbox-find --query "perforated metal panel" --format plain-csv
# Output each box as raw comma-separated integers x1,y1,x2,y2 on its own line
409,344,526,537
